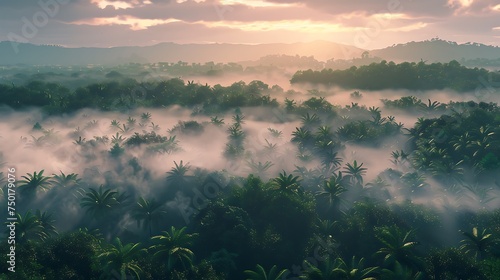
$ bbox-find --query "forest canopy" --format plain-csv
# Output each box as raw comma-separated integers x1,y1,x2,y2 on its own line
291,60,500,92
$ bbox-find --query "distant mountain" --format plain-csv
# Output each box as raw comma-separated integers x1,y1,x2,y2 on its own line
0,41,364,66
371,38,500,63
2,39,499,66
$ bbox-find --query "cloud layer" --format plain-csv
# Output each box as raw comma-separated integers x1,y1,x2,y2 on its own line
0,0,499,49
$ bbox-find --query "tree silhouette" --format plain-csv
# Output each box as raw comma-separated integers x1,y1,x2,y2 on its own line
316,172,347,211
52,171,81,188
18,170,53,201
80,185,119,218
343,161,367,187
167,160,191,185
131,197,166,237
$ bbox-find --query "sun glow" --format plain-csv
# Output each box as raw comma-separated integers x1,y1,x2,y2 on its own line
199,20,364,33
219,0,299,8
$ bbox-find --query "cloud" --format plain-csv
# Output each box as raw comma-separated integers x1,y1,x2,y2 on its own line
72,15,181,30
197,20,364,33
0,0,498,48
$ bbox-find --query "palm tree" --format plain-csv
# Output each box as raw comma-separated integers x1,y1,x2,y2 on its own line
301,256,337,279
210,116,225,126
141,112,152,122
390,150,409,166
110,119,121,129
400,172,428,194
369,106,381,117
150,226,198,271
11,211,46,243
25,135,47,148
284,98,296,111
232,114,245,125
268,128,283,138
80,185,119,218
131,197,166,237
247,160,274,178
344,161,367,187
111,132,126,145
301,113,321,128
316,173,347,210
461,183,496,205
127,116,137,126
98,237,146,280
316,126,332,141
318,257,378,280
18,170,53,201
374,226,421,269
451,132,472,154
52,171,81,188
420,99,443,112
35,210,58,238
429,160,464,186
294,166,324,188
271,171,302,194
244,264,288,280
366,176,389,189
380,261,424,280
318,151,342,175
167,160,191,185
228,123,245,140
315,218,339,237
459,227,498,260
292,127,313,147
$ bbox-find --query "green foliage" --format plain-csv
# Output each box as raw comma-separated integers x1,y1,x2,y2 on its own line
408,105,500,181
291,60,500,92
425,248,486,280
79,185,119,218
244,264,288,280
98,238,146,280
460,227,498,260
18,170,53,201
150,226,198,271
374,226,421,269
131,197,167,236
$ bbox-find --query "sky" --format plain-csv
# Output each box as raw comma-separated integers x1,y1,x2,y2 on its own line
0,0,499,49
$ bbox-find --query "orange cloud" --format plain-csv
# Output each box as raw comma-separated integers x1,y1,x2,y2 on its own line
73,16,181,30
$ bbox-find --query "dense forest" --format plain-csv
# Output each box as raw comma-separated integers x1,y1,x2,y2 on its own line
291,61,500,92
0,64,500,280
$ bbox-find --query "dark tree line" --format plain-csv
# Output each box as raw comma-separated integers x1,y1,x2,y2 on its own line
0,79,279,114
291,60,500,92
